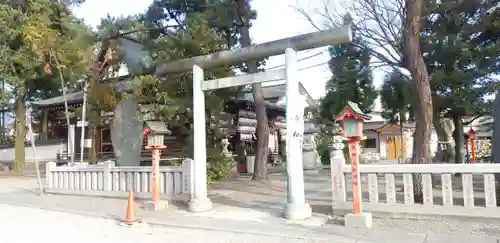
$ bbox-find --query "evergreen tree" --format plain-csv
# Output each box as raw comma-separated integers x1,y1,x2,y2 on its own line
422,0,500,163
141,0,270,181
320,36,377,120
0,0,93,171
380,71,413,161
96,3,243,182
380,71,413,123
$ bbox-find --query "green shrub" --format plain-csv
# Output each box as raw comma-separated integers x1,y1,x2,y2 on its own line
315,134,331,165
206,148,232,185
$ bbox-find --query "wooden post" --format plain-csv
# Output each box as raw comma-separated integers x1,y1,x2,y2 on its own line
41,108,48,141
467,128,476,164
151,148,160,201
470,137,476,164
347,138,361,214
335,101,372,228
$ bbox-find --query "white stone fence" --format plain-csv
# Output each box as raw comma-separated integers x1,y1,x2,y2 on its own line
331,159,500,218
45,159,194,201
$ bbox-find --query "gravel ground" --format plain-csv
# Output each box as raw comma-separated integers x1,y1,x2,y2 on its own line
3,175,500,240
328,214,500,237
0,204,329,243
212,175,500,237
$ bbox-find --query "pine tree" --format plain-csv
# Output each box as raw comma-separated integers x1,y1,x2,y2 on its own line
380,71,413,161
422,0,500,163
319,36,377,120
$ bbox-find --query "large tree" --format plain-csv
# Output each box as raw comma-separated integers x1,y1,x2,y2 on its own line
0,0,93,172
97,5,243,182
320,35,377,120
142,13,240,183
295,0,434,175
403,0,433,201
234,0,270,180
142,0,269,180
422,0,500,164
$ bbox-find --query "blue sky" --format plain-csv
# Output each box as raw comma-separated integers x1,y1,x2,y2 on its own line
73,0,388,101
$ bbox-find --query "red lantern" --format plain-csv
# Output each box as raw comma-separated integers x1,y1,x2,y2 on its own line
143,127,151,135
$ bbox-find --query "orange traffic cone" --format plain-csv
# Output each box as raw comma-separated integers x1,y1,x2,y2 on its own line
121,190,141,226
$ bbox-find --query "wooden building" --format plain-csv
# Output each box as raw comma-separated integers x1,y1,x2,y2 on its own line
33,80,316,162
31,31,317,163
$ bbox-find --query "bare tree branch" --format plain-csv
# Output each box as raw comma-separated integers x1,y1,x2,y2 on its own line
295,0,406,71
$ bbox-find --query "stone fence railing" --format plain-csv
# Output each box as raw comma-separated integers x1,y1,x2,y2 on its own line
331,158,500,218
45,159,194,201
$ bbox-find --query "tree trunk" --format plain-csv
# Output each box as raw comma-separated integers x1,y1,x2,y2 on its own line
54,54,74,165
433,108,455,163
404,0,433,203
89,124,98,164
13,95,26,173
452,114,464,164
399,114,405,163
236,0,269,181
40,108,48,141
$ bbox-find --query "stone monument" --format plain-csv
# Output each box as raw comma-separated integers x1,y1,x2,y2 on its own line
111,98,143,166
302,119,320,173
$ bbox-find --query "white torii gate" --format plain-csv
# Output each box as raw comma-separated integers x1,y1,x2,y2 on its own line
155,26,352,220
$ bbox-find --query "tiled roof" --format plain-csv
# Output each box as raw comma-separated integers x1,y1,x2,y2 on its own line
145,121,171,134
32,91,84,107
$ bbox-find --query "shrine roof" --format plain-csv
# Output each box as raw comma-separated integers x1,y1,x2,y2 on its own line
32,75,132,108
335,101,371,121
144,121,172,135
238,82,316,107
33,91,84,107
374,123,412,134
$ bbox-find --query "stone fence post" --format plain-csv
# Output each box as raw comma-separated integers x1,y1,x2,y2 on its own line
182,158,195,201
102,161,114,191
45,161,57,189
330,127,346,204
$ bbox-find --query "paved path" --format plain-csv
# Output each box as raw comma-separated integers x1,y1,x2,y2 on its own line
1,176,500,242
0,204,331,243
1,201,498,243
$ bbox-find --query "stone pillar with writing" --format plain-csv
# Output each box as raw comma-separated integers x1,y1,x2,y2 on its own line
302,119,319,173
330,123,347,207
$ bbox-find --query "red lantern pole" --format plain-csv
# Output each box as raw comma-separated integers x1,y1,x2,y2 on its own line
143,127,163,202
467,128,476,164
347,137,362,214
152,148,161,201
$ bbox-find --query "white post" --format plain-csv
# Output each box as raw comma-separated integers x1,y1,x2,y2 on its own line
188,65,213,212
26,110,44,196
283,48,312,220
68,124,75,164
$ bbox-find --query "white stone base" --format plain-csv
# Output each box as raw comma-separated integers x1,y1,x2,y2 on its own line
143,200,168,211
188,197,213,212
344,212,373,229
283,202,312,220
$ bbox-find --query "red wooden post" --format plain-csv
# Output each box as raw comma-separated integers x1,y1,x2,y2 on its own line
143,125,167,202
151,149,161,201
142,121,170,211
348,138,361,214
335,101,371,215
467,128,476,164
